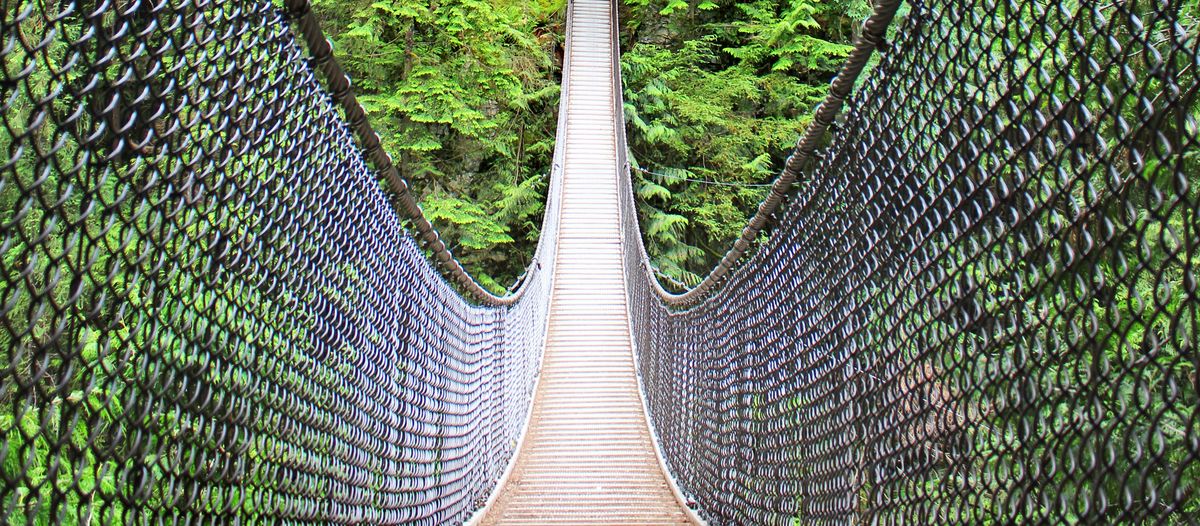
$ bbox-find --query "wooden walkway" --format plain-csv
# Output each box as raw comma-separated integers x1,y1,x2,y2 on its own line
476,1,695,524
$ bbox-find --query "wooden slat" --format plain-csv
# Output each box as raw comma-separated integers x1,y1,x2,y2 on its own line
477,1,694,524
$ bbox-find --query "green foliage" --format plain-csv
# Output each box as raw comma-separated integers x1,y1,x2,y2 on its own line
620,0,868,283
312,0,564,291
423,193,515,250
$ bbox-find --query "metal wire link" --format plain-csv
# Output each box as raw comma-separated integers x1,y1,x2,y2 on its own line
0,0,558,523
5,0,1200,523
623,0,1200,524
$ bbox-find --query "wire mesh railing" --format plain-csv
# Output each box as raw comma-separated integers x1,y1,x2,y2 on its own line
0,0,561,523
622,0,1200,524
6,0,1200,523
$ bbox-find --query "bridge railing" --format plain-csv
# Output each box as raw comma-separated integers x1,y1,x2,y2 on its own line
621,0,1200,524
0,0,564,523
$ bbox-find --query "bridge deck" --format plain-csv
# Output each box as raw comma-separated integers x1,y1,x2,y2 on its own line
477,1,693,524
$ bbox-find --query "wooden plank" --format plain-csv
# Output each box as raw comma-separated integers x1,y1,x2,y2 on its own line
475,1,696,524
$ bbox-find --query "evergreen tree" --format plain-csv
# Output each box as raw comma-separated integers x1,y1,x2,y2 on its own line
620,0,868,285
312,0,565,291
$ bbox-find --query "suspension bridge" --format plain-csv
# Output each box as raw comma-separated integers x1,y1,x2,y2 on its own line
2,0,1198,525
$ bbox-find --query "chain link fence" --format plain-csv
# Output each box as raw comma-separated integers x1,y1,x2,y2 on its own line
624,0,1200,524
1,0,556,523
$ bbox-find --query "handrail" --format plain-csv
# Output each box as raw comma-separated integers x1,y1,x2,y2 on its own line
625,0,905,309
284,0,564,307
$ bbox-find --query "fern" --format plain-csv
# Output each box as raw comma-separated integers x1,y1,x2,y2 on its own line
638,181,674,202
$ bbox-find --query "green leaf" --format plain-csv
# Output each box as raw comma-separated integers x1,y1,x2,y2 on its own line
637,181,673,201
659,0,688,15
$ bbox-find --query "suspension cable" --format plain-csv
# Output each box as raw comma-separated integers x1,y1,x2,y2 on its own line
631,165,775,188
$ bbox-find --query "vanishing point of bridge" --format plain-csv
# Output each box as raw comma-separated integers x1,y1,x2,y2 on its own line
1,0,1197,525
477,1,695,523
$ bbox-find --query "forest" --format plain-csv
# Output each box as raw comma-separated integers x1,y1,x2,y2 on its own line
309,0,871,289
